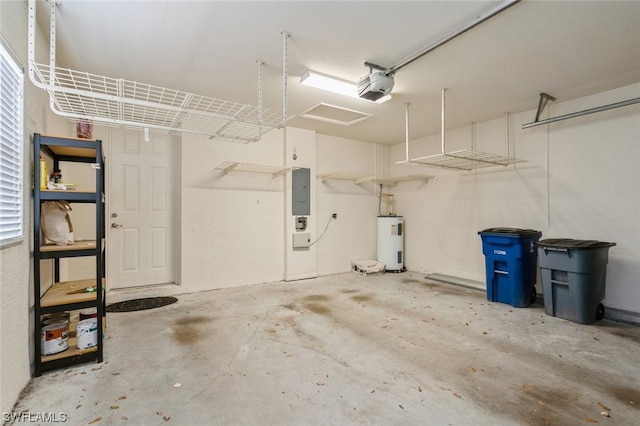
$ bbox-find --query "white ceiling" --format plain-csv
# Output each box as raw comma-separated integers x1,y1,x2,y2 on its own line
36,0,640,145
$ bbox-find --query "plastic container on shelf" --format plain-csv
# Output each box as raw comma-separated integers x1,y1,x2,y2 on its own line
478,227,542,307
538,239,616,324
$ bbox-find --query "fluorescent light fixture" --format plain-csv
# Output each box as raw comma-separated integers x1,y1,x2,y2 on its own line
300,71,391,104
300,71,357,98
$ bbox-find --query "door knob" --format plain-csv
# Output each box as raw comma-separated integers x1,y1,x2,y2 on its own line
111,223,122,229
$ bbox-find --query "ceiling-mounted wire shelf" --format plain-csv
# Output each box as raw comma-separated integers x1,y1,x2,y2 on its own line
406,149,525,171
27,0,287,144
30,63,283,144
396,90,526,171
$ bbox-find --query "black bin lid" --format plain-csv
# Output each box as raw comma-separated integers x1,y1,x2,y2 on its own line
478,227,541,237
538,238,616,249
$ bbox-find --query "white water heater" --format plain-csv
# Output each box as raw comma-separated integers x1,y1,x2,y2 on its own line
377,216,404,271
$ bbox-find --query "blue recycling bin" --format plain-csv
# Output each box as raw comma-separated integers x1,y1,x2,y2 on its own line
478,228,542,307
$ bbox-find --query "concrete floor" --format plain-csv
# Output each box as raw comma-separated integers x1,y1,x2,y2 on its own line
11,272,640,425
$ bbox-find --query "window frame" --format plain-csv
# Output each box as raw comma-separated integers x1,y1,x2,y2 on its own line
0,39,25,248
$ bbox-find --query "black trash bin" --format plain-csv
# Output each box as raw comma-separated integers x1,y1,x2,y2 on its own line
537,239,616,324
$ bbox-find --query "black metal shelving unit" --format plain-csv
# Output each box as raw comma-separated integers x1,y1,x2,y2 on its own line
33,133,105,376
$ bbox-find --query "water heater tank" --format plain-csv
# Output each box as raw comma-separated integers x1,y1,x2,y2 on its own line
377,216,404,272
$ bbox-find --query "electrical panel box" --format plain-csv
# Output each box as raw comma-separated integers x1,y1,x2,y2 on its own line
292,168,310,215
293,232,311,248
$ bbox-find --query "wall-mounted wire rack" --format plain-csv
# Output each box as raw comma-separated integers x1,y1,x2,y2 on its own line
30,64,284,143
318,171,436,186
215,161,290,177
27,0,287,144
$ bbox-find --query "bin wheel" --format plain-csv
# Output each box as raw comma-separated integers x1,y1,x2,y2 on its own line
530,287,537,305
595,303,605,321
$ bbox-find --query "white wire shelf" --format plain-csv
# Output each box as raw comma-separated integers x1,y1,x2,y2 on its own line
406,149,526,171
31,63,284,143
215,161,290,177
373,174,436,186
318,171,436,186
317,171,375,184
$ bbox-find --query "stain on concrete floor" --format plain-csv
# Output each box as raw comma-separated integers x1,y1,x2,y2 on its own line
11,272,640,425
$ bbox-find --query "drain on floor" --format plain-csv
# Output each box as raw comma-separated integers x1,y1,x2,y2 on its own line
106,296,178,313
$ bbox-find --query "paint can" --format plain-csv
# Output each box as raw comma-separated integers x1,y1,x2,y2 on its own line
42,312,70,326
79,308,97,321
76,318,98,350
41,322,69,355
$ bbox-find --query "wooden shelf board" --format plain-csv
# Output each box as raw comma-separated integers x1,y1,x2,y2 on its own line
41,134,98,142
40,189,94,195
41,337,98,362
40,240,102,253
41,278,105,308
45,145,98,159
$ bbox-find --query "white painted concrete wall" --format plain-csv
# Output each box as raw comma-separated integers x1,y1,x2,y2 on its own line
390,83,640,315
180,129,286,292
180,128,387,288
1,0,71,413
315,135,383,275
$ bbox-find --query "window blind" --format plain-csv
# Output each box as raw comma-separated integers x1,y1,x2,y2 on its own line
0,42,24,246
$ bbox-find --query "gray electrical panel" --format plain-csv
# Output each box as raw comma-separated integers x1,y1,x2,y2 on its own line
292,168,310,215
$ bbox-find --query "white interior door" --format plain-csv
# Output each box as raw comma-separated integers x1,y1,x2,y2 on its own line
107,129,178,289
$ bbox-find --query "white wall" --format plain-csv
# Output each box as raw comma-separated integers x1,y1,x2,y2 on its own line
180,129,286,292
315,135,382,275
179,128,386,287
1,0,71,413
390,83,640,316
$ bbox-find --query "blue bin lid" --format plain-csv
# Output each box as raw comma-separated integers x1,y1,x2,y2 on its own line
478,227,541,237
538,238,616,249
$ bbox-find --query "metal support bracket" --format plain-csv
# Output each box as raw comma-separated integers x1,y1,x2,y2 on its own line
281,31,291,123
364,61,391,75
534,92,557,122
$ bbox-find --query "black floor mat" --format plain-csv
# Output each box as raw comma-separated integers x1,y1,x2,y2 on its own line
106,296,178,313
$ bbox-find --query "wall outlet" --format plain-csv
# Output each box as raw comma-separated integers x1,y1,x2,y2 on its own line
332,213,337,219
